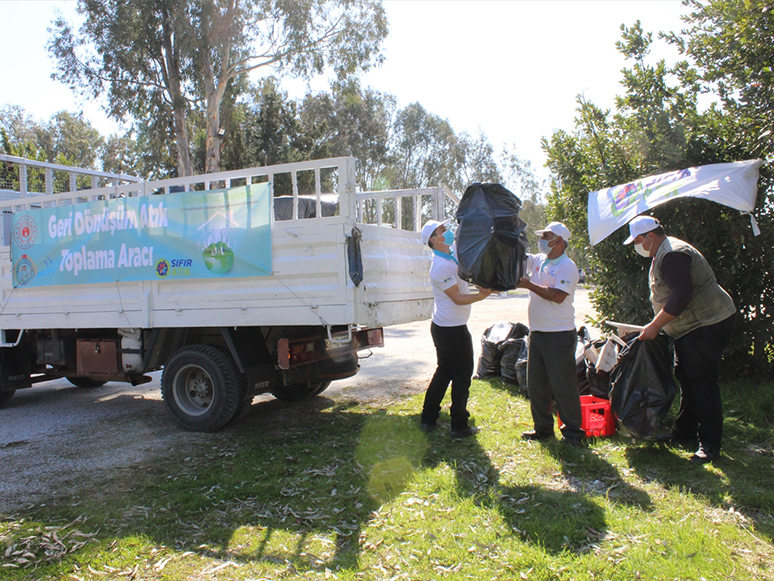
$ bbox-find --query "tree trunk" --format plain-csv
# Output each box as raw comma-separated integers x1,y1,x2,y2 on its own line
172,105,193,177
204,94,220,174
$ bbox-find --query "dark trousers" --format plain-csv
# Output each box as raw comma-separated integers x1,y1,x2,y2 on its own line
527,329,584,439
672,314,735,452
421,323,473,430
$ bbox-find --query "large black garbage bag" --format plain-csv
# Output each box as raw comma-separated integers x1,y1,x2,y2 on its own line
576,327,593,395
609,333,678,439
475,321,528,379
499,323,530,383
455,183,528,291
500,337,529,394
584,338,613,399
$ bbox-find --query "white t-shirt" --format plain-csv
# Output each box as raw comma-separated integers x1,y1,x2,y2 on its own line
430,252,471,327
525,253,579,332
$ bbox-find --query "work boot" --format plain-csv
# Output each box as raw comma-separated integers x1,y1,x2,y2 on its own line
450,426,479,439
655,433,698,449
561,435,584,447
521,429,553,441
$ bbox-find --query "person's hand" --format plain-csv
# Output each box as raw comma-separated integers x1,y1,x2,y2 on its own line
637,321,660,341
517,277,531,289
478,287,493,298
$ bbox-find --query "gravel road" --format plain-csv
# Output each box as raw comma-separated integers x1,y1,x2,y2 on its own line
0,287,598,514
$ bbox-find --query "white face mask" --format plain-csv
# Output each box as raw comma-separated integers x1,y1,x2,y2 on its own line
538,238,551,254
634,235,651,257
634,242,650,257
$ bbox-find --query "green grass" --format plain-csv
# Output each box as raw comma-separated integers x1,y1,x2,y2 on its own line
1,380,773,580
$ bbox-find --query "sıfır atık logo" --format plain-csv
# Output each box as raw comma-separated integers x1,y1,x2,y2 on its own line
155,259,170,278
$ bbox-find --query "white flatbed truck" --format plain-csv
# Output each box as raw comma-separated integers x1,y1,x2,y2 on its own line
0,155,455,431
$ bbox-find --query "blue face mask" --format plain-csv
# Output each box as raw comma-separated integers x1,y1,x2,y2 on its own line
443,229,455,246
538,238,551,254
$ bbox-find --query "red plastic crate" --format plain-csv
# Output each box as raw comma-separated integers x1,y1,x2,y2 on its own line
558,395,616,437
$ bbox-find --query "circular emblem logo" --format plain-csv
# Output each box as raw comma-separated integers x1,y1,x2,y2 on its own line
155,259,169,278
14,256,37,286
14,215,38,249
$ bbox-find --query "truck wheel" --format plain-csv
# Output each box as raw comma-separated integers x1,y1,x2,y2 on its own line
161,345,240,432
225,373,253,426
271,380,331,402
68,377,107,388
0,390,15,407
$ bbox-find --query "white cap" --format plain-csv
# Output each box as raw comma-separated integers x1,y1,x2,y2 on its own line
623,216,661,244
421,219,450,245
534,221,571,242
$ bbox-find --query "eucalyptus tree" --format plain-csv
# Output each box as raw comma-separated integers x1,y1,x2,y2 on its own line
48,0,388,177
299,78,395,191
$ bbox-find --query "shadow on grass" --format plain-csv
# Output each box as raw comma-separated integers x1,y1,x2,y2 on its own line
622,381,774,543
625,435,774,543
2,390,617,575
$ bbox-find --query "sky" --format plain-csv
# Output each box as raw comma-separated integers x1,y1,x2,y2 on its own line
0,0,689,181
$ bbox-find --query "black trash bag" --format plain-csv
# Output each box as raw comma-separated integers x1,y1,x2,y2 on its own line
586,338,612,399
576,327,593,395
515,336,529,392
500,335,529,394
499,323,530,383
274,194,338,220
609,333,678,439
455,183,528,291
475,321,528,379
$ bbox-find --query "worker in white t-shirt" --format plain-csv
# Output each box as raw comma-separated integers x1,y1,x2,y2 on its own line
518,221,584,446
419,219,492,438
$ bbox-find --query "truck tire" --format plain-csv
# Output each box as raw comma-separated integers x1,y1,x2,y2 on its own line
0,390,15,407
68,377,107,388
271,380,331,402
161,345,240,432
225,372,253,427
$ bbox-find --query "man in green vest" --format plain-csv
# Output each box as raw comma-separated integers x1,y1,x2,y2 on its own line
624,215,736,465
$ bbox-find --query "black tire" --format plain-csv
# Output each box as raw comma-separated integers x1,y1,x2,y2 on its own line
0,390,15,407
67,377,107,388
271,380,331,402
225,372,253,426
161,345,240,432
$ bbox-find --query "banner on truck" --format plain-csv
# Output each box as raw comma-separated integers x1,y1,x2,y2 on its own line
10,183,272,287
587,159,763,246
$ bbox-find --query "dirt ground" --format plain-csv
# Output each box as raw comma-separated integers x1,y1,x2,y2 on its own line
0,287,599,514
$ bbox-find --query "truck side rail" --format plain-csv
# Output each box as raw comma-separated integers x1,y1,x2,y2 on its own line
356,186,459,234
0,156,358,225
1,155,459,228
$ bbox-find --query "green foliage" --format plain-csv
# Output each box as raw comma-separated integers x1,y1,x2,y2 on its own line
544,13,774,376
47,0,389,175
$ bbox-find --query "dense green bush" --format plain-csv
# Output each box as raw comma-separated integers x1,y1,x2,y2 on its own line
544,10,774,377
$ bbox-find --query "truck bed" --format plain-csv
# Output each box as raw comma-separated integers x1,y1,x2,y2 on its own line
0,157,447,332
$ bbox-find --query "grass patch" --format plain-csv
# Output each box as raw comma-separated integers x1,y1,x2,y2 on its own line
1,380,773,580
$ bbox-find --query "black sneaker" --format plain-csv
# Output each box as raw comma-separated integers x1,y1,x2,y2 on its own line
521,430,553,441
655,433,699,448
690,446,720,465
561,436,584,448
420,422,437,433
450,426,479,439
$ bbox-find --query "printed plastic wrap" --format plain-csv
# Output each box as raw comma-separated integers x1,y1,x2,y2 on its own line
455,183,528,291
609,333,678,439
